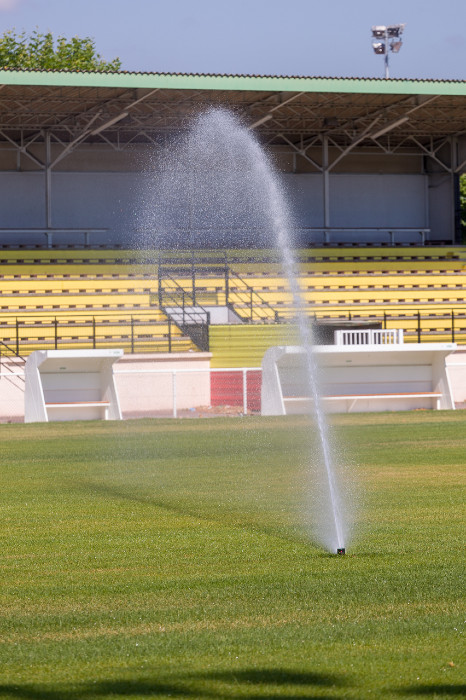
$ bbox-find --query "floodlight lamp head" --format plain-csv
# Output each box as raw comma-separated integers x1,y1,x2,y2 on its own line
390,40,403,53
372,42,386,55
387,23,405,37
371,25,386,38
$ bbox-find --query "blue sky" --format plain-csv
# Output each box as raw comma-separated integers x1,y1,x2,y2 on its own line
0,0,464,80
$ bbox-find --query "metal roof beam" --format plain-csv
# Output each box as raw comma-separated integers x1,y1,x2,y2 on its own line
248,92,305,129
455,157,466,173
408,136,453,172
0,128,45,168
326,117,383,171
275,132,323,171
50,112,103,168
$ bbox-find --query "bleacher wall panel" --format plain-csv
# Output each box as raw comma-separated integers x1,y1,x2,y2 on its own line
0,172,45,227
427,173,454,243
330,174,428,228
0,170,433,246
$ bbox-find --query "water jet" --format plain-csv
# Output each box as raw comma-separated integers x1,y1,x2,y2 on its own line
143,107,353,554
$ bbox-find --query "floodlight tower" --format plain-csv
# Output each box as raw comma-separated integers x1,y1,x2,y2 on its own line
371,24,405,78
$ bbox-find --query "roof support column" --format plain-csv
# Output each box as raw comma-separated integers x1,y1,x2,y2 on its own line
322,134,330,240
45,130,52,232
451,136,462,245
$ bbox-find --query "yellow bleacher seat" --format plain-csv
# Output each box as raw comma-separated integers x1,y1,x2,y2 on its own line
1,246,465,356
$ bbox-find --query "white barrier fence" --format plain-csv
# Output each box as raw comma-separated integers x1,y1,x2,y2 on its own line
113,366,261,418
335,328,404,346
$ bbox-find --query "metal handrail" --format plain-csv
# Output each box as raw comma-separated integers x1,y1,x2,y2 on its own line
0,312,185,356
0,340,26,384
2,304,465,357
225,267,282,323
158,272,211,326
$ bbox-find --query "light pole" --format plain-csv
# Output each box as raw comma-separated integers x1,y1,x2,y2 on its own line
371,24,405,79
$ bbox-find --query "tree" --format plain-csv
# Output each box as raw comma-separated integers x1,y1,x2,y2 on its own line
0,29,121,72
460,174,466,238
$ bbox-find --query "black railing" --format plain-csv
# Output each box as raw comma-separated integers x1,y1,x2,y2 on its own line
2,307,464,358
158,276,211,326
156,269,211,351
0,340,26,386
311,308,465,345
158,258,282,325
0,313,190,356
224,266,282,323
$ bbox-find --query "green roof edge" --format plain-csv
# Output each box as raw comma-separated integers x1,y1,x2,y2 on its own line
0,70,465,96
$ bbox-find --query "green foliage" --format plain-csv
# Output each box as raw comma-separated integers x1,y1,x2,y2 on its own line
0,413,463,699
0,29,121,72
460,174,466,233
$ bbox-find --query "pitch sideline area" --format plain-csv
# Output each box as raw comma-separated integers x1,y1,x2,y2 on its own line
0,412,463,699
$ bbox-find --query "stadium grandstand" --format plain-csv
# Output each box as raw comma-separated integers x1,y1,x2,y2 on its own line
0,69,465,413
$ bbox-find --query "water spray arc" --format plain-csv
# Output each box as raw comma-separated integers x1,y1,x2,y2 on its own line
144,107,351,554
246,145,346,554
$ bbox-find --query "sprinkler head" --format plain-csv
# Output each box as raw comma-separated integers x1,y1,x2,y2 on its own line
336,548,345,555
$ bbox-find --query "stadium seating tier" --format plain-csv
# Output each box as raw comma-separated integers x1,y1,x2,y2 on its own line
1,247,465,359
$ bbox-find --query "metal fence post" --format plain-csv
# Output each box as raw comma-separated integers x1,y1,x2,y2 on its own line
54,317,58,349
168,317,172,353
191,251,196,305
158,255,163,307
131,316,134,354
451,310,455,343
417,311,421,343
172,370,177,418
92,317,96,349
224,257,229,306
243,368,248,415
15,318,19,356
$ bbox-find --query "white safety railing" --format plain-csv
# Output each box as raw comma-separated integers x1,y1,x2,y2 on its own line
334,328,404,346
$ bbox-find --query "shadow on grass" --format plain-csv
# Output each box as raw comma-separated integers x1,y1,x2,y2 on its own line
0,667,347,699
396,684,466,696
74,479,309,546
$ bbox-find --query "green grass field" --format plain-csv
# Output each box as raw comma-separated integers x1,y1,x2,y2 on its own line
0,412,464,699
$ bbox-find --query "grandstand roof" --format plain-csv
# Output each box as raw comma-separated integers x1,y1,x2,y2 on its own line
0,69,464,155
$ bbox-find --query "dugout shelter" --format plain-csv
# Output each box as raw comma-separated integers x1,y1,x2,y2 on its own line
0,70,464,249
24,348,123,422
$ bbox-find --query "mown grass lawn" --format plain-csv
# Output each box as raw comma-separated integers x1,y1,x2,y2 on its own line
0,412,464,699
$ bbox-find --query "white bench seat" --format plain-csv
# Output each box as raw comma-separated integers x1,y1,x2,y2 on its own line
323,392,442,400
45,401,110,407
283,392,443,413
45,400,111,420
